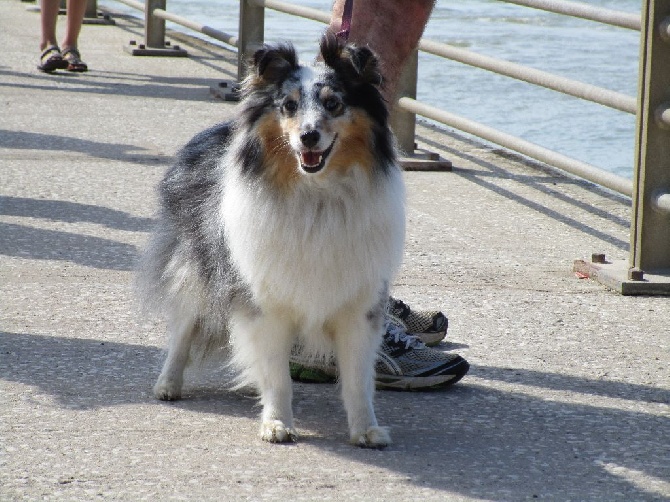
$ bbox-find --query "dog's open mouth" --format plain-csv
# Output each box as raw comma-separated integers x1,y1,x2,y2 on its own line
299,135,337,173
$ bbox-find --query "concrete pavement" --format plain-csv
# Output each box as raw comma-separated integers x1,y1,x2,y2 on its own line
1,1,668,500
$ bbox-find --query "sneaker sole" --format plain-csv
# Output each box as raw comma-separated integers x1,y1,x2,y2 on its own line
375,359,469,391
290,359,469,391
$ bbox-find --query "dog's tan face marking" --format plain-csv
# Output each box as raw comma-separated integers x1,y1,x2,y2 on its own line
325,110,375,176
256,113,300,192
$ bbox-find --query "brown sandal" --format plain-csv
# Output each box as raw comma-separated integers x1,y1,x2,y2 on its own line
62,48,88,72
38,45,68,73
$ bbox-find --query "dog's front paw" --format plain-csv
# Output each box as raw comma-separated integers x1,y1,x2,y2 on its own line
153,376,182,401
350,426,391,449
260,420,298,443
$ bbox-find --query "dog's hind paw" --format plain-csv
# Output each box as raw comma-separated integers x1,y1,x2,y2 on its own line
260,420,298,443
350,426,391,449
153,377,182,401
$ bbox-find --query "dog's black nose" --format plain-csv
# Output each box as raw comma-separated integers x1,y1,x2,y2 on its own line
300,130,320,148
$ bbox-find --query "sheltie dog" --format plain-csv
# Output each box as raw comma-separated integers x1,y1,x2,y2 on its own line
138,34,405,447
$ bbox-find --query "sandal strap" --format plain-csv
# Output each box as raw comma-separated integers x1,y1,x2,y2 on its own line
40,45,62,61
62,47,81,61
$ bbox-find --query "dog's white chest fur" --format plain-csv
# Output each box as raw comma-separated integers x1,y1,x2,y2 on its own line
221,163,405,326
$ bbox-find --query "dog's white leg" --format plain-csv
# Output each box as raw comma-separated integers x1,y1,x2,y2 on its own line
333,312,391,448
154,314,198,401
231,312,297,443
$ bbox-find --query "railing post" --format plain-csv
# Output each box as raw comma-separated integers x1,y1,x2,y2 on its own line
124,0,185,56
390,51,451,170
576,0,670,293
390,49,418,154
630,0,670,275
238,0,265,81
85,0,97,19
145,0,167,49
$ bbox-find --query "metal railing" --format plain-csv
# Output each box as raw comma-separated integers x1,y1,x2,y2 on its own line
101,0,670,292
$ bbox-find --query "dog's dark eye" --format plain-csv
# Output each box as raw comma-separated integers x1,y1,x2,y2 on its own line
323,97,341,113
282,100,298,115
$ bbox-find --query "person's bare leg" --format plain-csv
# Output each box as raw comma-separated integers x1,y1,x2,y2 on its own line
39,0,61,50
61,0,87,50
329,0,434,104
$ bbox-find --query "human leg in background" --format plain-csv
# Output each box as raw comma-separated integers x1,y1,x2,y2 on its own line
329,0,434,104
38,0,68,71
38,0,88,72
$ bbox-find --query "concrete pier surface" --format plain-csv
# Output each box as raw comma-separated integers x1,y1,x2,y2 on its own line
1,2,668,500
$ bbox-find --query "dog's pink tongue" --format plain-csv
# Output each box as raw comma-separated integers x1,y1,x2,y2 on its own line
301,151,321,167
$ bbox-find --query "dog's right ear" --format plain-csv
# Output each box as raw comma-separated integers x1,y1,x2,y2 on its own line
248,43,298,88
320,32,383,89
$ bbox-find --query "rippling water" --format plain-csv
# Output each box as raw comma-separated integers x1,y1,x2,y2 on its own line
101,0,641,178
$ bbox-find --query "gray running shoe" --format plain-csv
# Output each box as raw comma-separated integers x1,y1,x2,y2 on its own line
374,322,468,390
289,319,468,390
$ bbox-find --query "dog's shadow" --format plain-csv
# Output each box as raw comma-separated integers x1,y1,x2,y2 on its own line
2,331,667,499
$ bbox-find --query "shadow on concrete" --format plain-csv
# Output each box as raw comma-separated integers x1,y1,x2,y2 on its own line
0,196,153,232
418,130,631,251
471,364,668,405
0,222,137,271
2,331,667,500
0,68,232,102
0,196,150,271
96,10,240,80
0,129,170,164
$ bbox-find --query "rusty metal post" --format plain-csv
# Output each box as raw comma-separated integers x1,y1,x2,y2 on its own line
238,0,265,81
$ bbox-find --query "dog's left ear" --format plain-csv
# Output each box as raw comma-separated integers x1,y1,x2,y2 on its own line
248,43,298,88
320,32,383,88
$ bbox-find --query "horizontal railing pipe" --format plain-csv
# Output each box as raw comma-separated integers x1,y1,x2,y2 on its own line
418,38,638,114
398,96,634,196
153,8,238,47
501,0,641,30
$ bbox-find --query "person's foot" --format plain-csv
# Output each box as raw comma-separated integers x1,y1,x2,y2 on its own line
374,321,468,390
62,47,88,72
289,318,468,390
387,296,448,346
37,45,68,73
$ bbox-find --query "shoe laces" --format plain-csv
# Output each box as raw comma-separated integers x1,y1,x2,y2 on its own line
384,321,425,350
